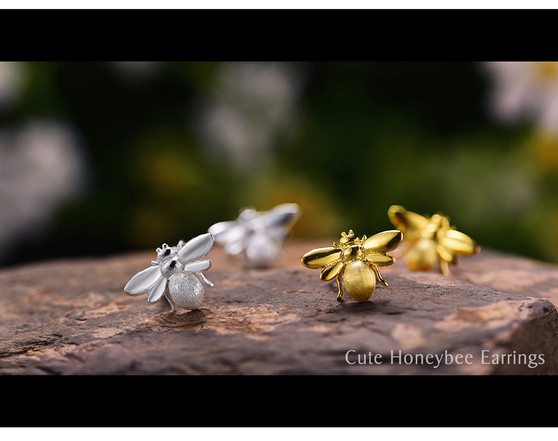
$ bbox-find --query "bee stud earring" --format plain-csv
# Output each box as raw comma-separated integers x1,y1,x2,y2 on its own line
301,229,403,302
388,205,480,276
209,203,301,269
124,233,215,311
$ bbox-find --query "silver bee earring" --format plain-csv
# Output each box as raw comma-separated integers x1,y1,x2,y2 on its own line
208,203,300,268
124,233,215,311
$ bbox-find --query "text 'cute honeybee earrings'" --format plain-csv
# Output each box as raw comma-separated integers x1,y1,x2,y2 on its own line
301,229,403,302
209,203,300,268
124,233,215,311
388,205,480,276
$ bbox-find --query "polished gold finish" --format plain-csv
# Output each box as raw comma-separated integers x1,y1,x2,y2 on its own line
301,229,403,302
388,205,480,275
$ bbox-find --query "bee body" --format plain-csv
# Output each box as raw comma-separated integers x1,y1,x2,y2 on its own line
388,205,480,275
124,233,215,311
301,229,402,302
209,203,300,268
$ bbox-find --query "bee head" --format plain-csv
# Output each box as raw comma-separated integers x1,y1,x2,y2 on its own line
156,243,173,262
339,229,356,245
238,207,258,223
428,214,450,239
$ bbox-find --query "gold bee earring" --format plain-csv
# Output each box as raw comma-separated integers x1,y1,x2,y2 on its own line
388,205,480,276
301,229,403,302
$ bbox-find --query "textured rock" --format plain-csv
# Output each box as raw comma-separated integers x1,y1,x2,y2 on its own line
0,241,557,375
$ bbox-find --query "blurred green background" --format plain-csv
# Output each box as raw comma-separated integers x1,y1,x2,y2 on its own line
1,61,558,267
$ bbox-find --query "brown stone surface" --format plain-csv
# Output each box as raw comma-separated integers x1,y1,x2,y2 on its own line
1,241,558,375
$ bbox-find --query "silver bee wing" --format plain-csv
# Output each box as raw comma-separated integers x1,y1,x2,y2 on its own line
258,203,301,239
183,259,214,287
124,265,163,296
147,276,168,304
208,220,247,255
183,259,212,272
177,233,215,263
208,220,237,237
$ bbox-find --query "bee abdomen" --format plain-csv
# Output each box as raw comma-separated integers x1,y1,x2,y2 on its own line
406,239,437,271
343,260,376,302
167,273,205,310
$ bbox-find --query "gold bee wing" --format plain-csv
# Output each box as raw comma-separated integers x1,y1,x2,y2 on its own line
438,229,479,256
320,260,345,281
363,230,403,254
436,243,456,263
388,205,429,236
365,254,396,267
301,247,342,269
363,230,403,267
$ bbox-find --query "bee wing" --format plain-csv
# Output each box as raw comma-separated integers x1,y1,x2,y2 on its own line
183,259,212,273
124,265,163,295
222,230,247,255
438,230,479,256
388,205,429,234
147,276,168,304
363,230,403,254
208,220,238,238
301,247,342,269
320,260,344,281
436,244,455,263
260,203,301,230
208,221,246,255
177,233,215,263
365,254,395,267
